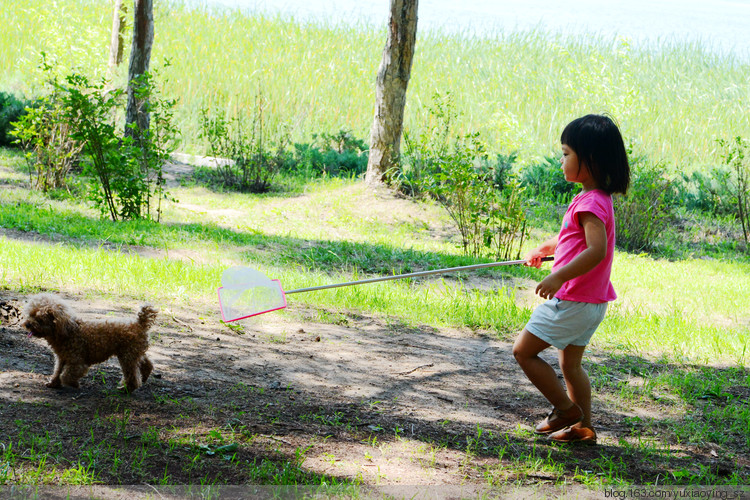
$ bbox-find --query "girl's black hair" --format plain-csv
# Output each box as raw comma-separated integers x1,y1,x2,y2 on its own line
560,114,631,195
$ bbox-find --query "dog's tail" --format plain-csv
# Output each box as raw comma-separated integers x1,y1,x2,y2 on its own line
138,305,159,330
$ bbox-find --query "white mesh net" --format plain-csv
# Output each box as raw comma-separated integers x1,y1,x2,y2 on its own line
217,267,286,321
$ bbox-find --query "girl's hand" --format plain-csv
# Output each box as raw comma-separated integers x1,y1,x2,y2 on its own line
524,236,557,268
524,250,548,269
536,273,563,300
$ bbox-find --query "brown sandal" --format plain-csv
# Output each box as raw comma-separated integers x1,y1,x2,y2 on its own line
549,425,597,444
534,404,584,434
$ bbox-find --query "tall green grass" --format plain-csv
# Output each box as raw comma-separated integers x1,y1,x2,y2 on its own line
2,0,749,169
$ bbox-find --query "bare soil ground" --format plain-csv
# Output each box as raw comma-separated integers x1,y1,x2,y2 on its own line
0,291,570,480
1,286,746,497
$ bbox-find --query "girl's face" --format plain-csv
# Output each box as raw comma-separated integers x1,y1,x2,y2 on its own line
561,144,593,187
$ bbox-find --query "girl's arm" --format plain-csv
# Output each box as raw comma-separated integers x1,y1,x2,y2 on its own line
535,212,607,300
524,235,558,268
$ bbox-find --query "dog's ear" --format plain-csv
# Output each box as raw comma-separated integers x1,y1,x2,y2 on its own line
53,317,69,339
48,304,76,339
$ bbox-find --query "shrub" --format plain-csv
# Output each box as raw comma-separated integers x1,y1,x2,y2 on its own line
397,92,457,197
614,161,675,252
121,69,181,221
398,97,517,196
287,130,368,178
59,70,178,221
10,88,82,192
477,152,517,190
198,95,288,193
428,140,529,260
427,132,491,257
398,130,440,197
10,56,177,220
674,167,735,216
718,136,750,243
403,92,528,259
519,155,577,204
484,180,529,260
0,92,31,148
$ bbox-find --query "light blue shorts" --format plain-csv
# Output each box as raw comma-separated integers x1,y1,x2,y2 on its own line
525,298,607,350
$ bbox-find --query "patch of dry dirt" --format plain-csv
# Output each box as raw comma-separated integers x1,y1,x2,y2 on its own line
0,289,583,489
2,286,744,495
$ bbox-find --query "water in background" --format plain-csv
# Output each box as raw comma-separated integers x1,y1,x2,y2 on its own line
188,0,750,61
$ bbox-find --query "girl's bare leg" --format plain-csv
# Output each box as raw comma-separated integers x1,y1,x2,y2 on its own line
513,328,575,411
558,344,592,428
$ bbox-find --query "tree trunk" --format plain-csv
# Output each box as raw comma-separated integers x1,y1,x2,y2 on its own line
108,0,128,73
125,0,154,138
365,0,418,186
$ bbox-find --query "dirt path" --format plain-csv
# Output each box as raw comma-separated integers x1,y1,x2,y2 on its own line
0,288,611,492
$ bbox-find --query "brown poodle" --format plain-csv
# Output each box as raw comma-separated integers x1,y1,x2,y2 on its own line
22,293,158,392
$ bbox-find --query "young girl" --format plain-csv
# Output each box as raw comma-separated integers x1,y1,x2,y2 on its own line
513,114,630,444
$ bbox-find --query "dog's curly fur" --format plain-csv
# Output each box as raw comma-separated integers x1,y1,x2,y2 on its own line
23,293,158,392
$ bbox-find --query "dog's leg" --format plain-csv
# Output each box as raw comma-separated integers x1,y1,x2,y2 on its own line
60,364,89,389
118,356,141,393
139,356,153,384
47,356,64,388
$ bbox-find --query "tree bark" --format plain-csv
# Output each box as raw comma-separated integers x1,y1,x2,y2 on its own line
365,0,418,186
108,0,127,73
125,0,154,138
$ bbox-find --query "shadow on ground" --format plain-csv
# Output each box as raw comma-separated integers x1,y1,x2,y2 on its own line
1,290,748,488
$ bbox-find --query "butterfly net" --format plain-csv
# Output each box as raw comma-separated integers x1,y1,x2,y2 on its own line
217,267,287,322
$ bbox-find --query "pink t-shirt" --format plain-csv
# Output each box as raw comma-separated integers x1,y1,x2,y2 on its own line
553,189,616,303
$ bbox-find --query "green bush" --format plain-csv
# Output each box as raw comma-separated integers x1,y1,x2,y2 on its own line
427,132,491,257
615,161,675,252
10,88,82,192
427,137,529,260
286,130,368,178
402,92,529,259
198,96,289,193
397,92,458,197
483,180,529,260
59,70,178,221
398,130,440,197
519,155,577,204
398,95,517,197
10,56,178,220
477,152,517,190
673,167,734,216
0,92,31,147
121,70,181,221
718,136,750,243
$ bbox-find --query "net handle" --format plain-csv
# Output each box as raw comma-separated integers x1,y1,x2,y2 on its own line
285,256,553,295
